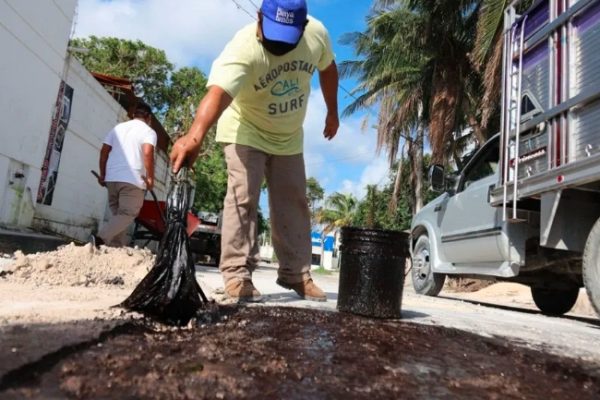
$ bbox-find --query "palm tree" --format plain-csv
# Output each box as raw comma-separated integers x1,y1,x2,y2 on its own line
316,192,358,234
340,5,428,211
342,0,484,211
472,0,511,130
473,0,534,131
306,176,325,225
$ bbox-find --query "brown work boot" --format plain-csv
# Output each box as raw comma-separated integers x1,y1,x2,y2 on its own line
225,279,263,303
276,278,327,302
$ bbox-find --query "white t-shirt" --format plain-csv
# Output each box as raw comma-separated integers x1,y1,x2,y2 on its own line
103,119,157,188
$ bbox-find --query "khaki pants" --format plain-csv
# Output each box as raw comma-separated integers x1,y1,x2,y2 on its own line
98,182,145,246
220,144,311,285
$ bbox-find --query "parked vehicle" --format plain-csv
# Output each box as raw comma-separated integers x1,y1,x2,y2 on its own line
130,192,220,266
189,211,222,266
410,0,600,316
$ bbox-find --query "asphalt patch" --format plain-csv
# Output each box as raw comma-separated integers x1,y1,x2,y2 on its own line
2,306,599,399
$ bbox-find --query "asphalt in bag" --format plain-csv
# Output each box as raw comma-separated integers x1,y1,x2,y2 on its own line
121,170,208,325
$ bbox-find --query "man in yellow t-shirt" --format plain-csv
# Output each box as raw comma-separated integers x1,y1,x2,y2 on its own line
171,0,338,302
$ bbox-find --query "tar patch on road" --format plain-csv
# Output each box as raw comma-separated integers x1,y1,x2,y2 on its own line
2,306,599,399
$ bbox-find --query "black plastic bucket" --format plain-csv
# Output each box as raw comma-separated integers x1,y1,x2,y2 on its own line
337,227,409,319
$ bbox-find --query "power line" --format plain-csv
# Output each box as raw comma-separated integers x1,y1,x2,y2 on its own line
245,0,260,10
339,83,379,118
230,0,257,20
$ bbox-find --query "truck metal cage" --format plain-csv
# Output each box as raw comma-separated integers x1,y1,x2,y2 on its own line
493,0,600,218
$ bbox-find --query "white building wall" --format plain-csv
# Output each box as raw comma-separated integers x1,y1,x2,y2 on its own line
0,1,171,242
32,57,172,241
31,57,128,239
0,0,77,227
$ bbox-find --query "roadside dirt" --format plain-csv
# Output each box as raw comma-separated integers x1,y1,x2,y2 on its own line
447,282,597,317
0,243,153,288
0,244,154,378
1,306,599,400
445,277,495,293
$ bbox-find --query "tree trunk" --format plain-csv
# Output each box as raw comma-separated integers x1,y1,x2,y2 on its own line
467,113,487,146
429,66,460,164
389,143,406,213
414,121,424,213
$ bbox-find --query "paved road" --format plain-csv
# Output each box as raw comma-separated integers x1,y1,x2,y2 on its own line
196,263,600,370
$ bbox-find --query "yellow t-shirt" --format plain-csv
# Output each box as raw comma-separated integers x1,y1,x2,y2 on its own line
207,16,334,155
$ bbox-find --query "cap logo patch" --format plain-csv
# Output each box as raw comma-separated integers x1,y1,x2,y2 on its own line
276,7,295,24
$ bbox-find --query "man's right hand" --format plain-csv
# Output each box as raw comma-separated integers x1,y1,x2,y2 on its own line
97,174,106,187
170,135,202,173
144,176,154,191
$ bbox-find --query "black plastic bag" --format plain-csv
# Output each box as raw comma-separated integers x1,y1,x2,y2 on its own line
121,169,208,325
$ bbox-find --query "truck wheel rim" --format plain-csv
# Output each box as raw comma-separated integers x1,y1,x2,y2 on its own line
413,247,430,285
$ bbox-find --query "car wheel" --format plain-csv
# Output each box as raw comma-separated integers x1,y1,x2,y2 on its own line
583,216,600,317
411,235,445,296
531,287,579,316
213,251,221,267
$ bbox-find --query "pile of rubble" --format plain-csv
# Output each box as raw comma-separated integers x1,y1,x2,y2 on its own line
0,243,154,288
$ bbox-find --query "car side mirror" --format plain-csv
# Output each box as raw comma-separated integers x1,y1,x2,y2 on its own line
429,164,446,192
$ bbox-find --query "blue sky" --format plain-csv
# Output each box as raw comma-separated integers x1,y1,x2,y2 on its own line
75,0,391,212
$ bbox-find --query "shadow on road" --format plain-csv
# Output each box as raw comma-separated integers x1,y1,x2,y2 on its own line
400,310,429,320
264,291,339,303
439,295,600,327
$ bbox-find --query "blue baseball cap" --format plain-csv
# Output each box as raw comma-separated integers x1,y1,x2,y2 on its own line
261,0,308,44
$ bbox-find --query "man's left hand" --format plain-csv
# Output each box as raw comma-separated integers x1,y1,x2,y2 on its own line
324,112,339,140
170,134,202,173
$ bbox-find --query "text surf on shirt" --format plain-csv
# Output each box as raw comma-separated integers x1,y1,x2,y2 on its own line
253,60,316,116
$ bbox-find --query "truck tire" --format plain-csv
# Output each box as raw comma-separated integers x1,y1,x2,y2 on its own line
531,287,578,316
583,216,600,316
411,235,445,296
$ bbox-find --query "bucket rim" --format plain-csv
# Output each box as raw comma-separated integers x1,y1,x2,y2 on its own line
340,226,410,236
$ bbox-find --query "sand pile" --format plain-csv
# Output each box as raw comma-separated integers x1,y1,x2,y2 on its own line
445,277,495,292
0,243,154,288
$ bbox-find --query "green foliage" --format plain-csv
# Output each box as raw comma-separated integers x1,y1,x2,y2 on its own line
257,210,269,237
72,36,227,215
316,154,435,234
342,0,485,163
312,266,333,276
192,140,227,213
306,177,324,224
163,67,209,134
306,177,324,206
70,36,172,112
352,176,411,231
317,192,359,233
71,36,210,133
351,154,435,231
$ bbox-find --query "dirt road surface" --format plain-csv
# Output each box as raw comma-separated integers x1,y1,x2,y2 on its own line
1,261,599,398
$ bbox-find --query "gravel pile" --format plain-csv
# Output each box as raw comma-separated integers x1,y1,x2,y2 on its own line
0,243,154,288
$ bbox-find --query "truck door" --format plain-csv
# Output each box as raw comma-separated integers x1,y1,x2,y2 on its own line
438,137,505,265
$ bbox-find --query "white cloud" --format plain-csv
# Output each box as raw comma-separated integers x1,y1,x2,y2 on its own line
337,157,389,199
302,88,389,198
74,0,254,68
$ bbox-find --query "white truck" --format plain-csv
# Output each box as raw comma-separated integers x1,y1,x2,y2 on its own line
410,0,600,316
